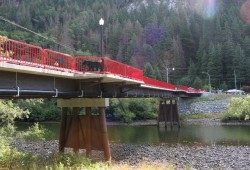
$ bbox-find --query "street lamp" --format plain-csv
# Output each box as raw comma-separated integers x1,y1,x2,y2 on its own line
166,67,175,83
202,71,211,93
99,18,104,57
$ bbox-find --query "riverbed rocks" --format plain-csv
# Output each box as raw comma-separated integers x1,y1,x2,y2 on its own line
12,140,250,170
111,144,250,170
179,96,231,115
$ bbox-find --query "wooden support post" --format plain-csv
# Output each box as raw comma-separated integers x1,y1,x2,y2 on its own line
175,100,181,128
99,107,111,161
57,98,110,161
157,98,180,129
163,100,167,127
85,107,92,157
157,101,161,127
59,107,67,152
170,100,173,128
72,107,80,152
157,100,163,127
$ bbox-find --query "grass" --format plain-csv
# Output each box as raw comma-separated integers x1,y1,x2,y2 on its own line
180,113,223,120
0,151,177,170
194,94,231,102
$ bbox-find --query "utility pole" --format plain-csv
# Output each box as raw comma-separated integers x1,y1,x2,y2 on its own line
234,70,237,90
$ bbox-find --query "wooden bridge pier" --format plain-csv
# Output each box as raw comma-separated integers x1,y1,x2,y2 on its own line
57,98,111,161
157,99,180,128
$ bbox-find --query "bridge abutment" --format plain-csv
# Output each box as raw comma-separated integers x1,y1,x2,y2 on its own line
57,98,111,161
157,99,180,128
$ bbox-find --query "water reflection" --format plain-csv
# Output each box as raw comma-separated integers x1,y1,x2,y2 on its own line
16,123,250,146
108,125,250,146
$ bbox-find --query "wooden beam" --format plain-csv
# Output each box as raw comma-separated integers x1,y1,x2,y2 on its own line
58,98,109,107
72,107,80,152
99,107,111,161
85,107,92,157
59,107,67,152
170,100,173,128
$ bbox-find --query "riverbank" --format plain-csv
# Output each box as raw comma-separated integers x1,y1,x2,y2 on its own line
107,118,250,126
12,140,250,170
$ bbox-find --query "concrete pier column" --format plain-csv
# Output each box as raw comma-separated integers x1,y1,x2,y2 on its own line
57,98,110,161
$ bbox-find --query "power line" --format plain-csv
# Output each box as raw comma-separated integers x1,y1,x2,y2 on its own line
0,15,76,51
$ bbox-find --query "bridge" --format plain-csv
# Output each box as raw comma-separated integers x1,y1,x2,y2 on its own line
0,35,204,161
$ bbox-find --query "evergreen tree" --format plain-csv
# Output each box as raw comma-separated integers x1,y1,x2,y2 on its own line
143,62,156,79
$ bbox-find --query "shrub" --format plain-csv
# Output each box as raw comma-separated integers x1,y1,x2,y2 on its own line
17,99,61,122
223,96,250,121
0,99,29,125
110,98,136,123
0,143,30,169
0,126,34,169
19,123,54,141
109,98,157,122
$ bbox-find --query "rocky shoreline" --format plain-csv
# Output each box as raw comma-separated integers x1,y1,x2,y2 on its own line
12,140,250,170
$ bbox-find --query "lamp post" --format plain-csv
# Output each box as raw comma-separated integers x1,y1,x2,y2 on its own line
166,67,175,83
99,18,104,57
202,71,211,93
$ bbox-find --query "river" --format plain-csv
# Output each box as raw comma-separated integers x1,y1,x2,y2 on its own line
17,123,250,146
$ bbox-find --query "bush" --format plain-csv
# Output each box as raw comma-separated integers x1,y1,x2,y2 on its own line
223,96,250,121
109,98,157,122
18,123,54,141
0,125,34,169
0,143,30,169
0,100,29,125
17,99,61,122
110,98,136,123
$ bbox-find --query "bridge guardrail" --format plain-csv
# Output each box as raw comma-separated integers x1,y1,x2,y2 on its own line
0,36,43,67
75,56,104,73
143,76,177,90
74,56,144,81
103,57,144,81
43,49,74,71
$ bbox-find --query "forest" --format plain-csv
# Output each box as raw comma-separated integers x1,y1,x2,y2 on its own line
0,0,250,90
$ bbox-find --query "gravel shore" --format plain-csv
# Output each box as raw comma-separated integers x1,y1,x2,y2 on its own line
12,140,250,170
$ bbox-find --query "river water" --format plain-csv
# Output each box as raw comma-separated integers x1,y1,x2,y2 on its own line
17,123,250,146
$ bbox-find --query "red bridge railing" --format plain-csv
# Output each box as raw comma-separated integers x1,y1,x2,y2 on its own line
74,56,103,72
143,76,177,90
74,56,144,81
43,49,73,71
103,57,143,81
0,38,43,67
